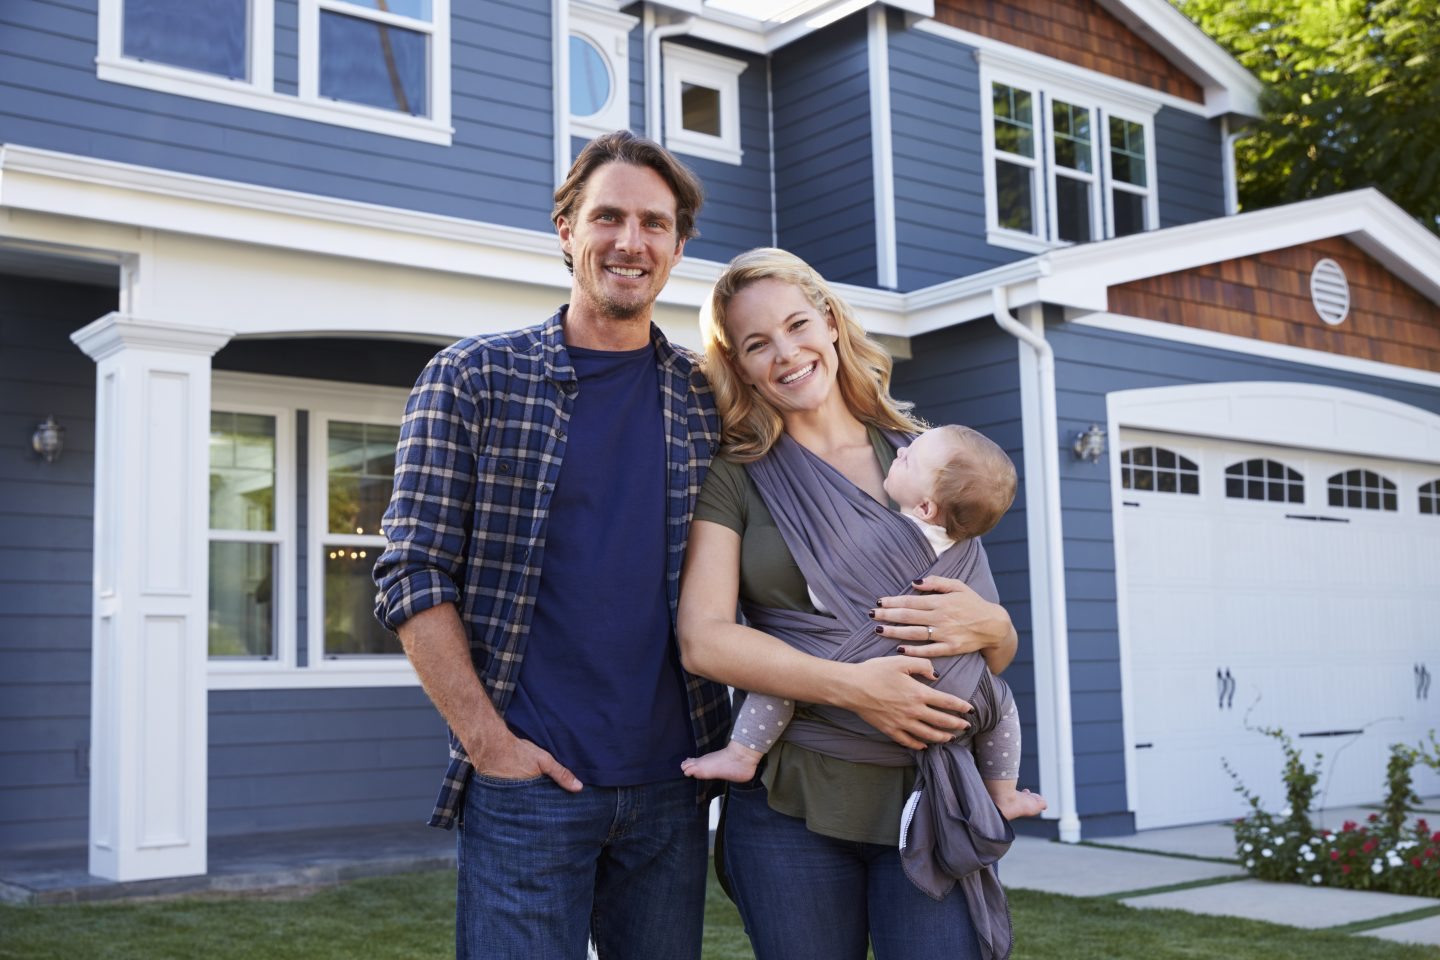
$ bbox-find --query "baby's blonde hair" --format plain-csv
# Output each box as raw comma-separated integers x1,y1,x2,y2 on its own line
701,248,924,462
930,425,1017,541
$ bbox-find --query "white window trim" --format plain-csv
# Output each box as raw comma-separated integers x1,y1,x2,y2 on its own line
209,373,416,690
96,0,453,146
207,392,298,684
568,3,638,140
980,77,1049,254
662,41,746,166
1043,98,1102,245
306,403,411,682
980,60,1161,252
1100,110,1160,239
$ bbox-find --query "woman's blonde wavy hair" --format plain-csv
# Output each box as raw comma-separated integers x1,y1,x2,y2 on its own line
700,247,925,462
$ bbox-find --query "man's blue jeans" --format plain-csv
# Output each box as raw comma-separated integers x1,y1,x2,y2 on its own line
722,778,984,960
456,773,708,960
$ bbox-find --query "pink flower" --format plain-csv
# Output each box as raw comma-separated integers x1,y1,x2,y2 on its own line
1413,858,1423,868
1368,813,1380,823
1341,864,1352,874
1362,839,1377,853
1431,831,1440,843
1342,820,1357,832
1330,850,1342,861
1417,818,1429,833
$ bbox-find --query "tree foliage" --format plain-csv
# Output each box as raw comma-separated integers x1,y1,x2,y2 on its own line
1172,0,1440,234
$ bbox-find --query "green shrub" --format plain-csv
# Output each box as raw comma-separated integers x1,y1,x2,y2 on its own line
1227,729,1440,897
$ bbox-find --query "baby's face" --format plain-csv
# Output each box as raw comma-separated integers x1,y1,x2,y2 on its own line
884,428,955,512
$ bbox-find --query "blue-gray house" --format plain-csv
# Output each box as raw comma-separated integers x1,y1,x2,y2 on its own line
2,0,1438,882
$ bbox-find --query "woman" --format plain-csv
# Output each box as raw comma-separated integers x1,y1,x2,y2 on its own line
677,248,1019,959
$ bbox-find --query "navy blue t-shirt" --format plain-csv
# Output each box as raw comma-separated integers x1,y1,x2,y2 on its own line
504,343,694,786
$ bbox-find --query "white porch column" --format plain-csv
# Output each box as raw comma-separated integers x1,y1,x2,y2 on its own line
71,313,233,882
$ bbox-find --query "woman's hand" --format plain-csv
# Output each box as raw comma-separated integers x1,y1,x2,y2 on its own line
843,656,973,750
871,577,1018,674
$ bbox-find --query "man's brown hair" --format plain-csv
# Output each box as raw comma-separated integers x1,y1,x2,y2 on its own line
931,425,1017,542
551,130,704,273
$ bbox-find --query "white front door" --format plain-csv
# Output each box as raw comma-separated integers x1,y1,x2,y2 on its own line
1120,429,1440,830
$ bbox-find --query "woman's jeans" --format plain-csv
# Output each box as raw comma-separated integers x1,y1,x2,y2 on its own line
723,778,983,960
456,773,707,960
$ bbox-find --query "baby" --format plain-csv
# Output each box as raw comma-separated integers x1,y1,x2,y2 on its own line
682,425,1047,821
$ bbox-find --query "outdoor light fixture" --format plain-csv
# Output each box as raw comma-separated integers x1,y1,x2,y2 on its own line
1072,424,1106,463
31,416,65,463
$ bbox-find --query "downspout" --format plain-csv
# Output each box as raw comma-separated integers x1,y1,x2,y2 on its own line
646,15,695,141
552,0,569,187
1221,115,1242,216
992,285,1082,844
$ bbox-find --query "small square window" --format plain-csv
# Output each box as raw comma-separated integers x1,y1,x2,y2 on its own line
319,10,429,116
662,42,746,165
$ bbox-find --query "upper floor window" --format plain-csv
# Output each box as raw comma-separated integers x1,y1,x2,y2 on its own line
1225,458,1304,503
663,42,746,166
97,0,453,144
981,67,1157,254
1327,469,1397,511
569,4,637,139
1121,446,1199,495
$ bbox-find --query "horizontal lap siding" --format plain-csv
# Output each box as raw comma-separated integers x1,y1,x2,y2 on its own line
0,274,112,851
888,321,1039,790
1,0,556,231
1049,317,1440,821
1155,107,1225,228
772,12,876,286
209,687,445,835
888,19,1029,290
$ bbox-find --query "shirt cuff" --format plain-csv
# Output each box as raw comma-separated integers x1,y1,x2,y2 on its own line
377,569,462,632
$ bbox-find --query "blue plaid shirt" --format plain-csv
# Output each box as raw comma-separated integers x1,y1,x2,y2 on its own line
374,310,731,828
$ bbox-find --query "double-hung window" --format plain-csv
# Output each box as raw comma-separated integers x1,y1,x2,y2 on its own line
97,0,452,143
982,61,1158,253
209,374,414,690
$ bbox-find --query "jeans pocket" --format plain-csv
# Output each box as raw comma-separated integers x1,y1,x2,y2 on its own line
471,772,549,788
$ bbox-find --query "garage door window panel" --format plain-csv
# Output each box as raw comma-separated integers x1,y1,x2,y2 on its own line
1121,446,1199,494
1225,458,1303,503
1420,480,1440,515
1327,469,1397,511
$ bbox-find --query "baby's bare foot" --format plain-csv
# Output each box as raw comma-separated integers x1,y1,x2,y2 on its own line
993,788,1047,820
680,743,762,783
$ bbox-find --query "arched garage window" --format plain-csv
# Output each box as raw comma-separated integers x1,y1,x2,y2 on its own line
1121,446,1198,494
1327,469,1397,511
1224,458,1303,503
1420,479,1440,515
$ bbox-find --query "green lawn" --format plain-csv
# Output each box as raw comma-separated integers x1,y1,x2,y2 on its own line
1,869,1436,959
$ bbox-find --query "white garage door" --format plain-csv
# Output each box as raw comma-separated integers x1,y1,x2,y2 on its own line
1120,429,1440,830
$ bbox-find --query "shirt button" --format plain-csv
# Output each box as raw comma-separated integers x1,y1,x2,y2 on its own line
497,462,510,474
554,428,566,440
560,382,576,394
540,483,552,494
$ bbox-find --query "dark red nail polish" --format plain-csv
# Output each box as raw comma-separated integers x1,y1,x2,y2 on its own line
896,646,907,655
874,626,884,635
868,609,876,619
912,578,924,586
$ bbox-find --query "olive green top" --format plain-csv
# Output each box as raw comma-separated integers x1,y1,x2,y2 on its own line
693,427,915,845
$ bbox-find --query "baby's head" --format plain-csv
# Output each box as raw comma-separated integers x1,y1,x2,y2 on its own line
883,425,1017,541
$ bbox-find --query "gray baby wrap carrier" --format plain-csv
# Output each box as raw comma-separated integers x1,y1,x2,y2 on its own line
743,432,1014,960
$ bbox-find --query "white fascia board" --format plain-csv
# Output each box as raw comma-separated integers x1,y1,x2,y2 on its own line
1037,189,1440,309
1094,0,1262,119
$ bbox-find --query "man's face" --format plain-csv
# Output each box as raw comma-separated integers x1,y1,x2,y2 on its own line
557,162,685,322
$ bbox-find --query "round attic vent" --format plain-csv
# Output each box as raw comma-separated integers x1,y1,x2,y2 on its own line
1310,258,1350,326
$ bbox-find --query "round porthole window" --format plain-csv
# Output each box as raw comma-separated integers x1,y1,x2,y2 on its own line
569,35,611,118
1310,257,1349,326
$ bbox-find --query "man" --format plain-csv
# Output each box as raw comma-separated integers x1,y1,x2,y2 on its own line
373,131,730,959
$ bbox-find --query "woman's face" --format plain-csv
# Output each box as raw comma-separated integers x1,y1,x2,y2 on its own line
726,277,841,419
